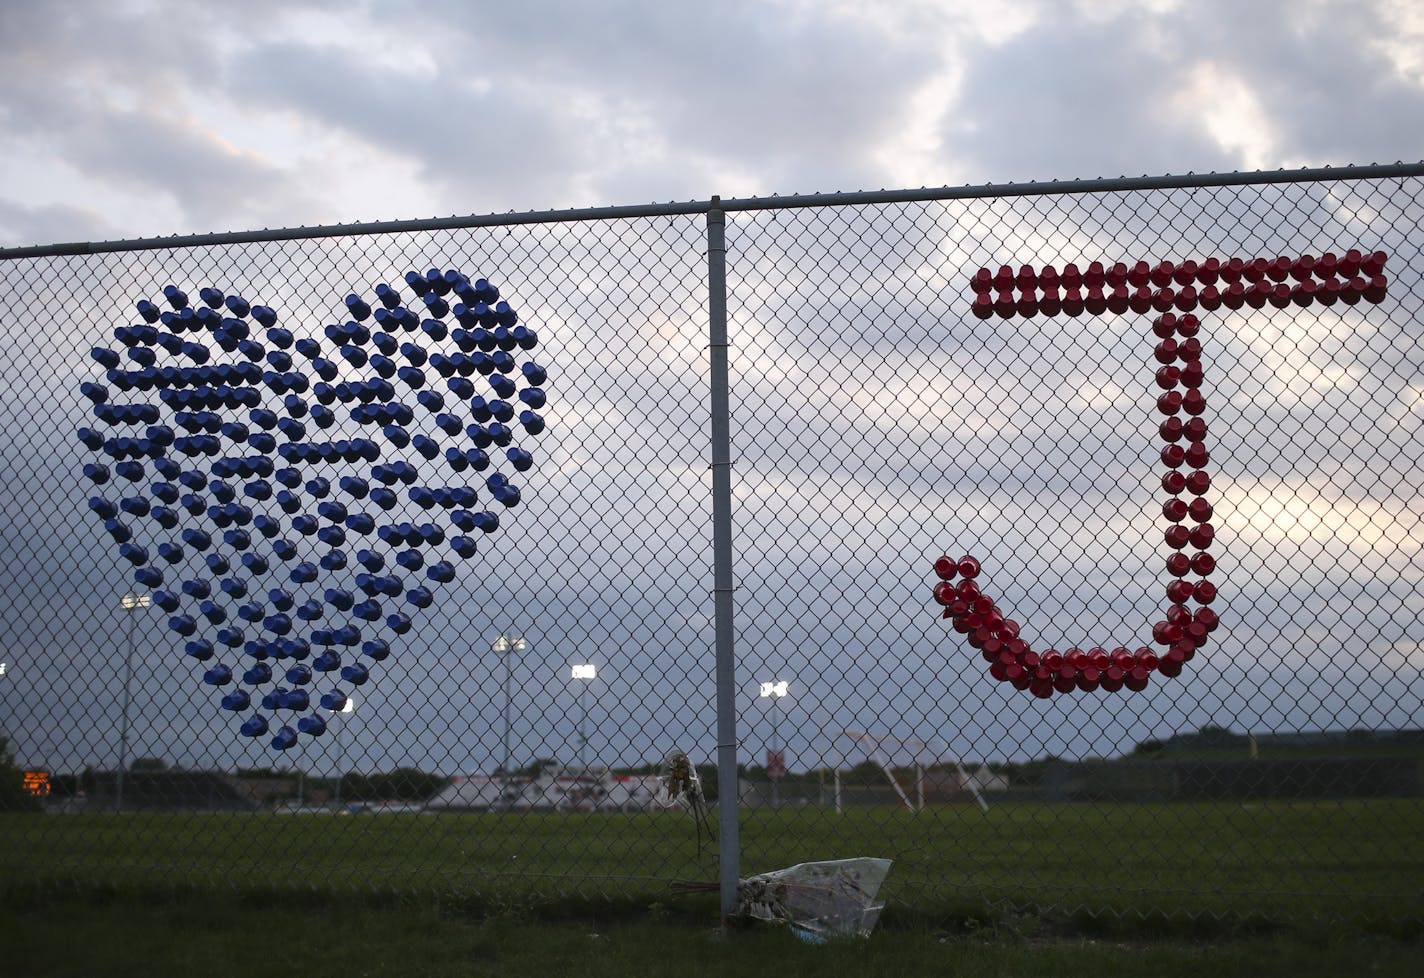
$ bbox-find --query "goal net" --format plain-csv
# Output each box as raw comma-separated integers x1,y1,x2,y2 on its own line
834,730,989,813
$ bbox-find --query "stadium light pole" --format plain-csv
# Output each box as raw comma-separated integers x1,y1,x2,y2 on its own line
571,663,596,770
759,679,789,808
492,634,527,809
116,592,150,813
330,696,355,810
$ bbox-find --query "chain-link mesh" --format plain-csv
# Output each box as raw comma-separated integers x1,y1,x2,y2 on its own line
0,171,1420,924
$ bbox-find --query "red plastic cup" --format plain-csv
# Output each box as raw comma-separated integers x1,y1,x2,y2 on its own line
1245,280,1270,309
1151,261,1175,287
1085,287,1108,315
1189,523,1215,548
1183,389,1206,416
1157,391,1183,416
1268,283,1292,309
1040,265,1060,289
1188,496,1213,521
934,555,959,580
948,599,969,617
1363,251,1388,276
1085,261,1106,288
1107,286,1131,315
1011,671,1032,691
1178,337,1202,362
1365,275,1388,303
1166,603,1192,625
1340,276,1365,305
972,293,995,319
1101,671,1125,692
1166,579,1194,603
1165,524,1190,549
1244,257,1269,282
1290,255,1315,282
958,556,981,579
1128,261,1151,288
1107,263,1129,288
1180,361,1204,389
957,578,981,599
994,265,1015,291
1197,257,1221,285
1154,338,1179,364
1222,281,1247,310
1124,671,1150,691
1158,657,1183,677
1061,263,1083,289
1016,265,1037,291
934,581,956,605
1185,470,1211,494
1016,292,1039,317
1191,552,1216,575
1199,284,1222,311
1151,287,1175,312
1183,416,1207,441
1129,287,1153,314
1184,443,1209,469
1042,650,1064,671
1062,287,1086,317
1162,470,1187,494
1317,278,1341,306
1161,444,1186,468
1220,257,1245,283
1152,313,1178,338
994,291,1015,317
1166,553,1192,577
1195,607,1219,631
1177,314,1200,337
1174,261,1198,286
1152,620,1181,644
1267,256,1291,282
971,268,995,294
1340,249,1363,277
1135,648,1158,670
989,661,1010,681
1156,365,1181,390
1039,287,1062,317
1076,671,1101,692
1316,252,1338,278
1174,286,1198,312
1090,648,1110,670
1053,673,1077,694
1160,419,1185,445
1031,678,1054,698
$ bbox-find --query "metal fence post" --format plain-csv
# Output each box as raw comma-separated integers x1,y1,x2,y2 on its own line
707,196,740,921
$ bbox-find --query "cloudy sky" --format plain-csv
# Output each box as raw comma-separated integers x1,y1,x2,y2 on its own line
1,1,1422,789
1,0,1422,248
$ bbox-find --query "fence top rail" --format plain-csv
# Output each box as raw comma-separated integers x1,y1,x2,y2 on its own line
4,162,1422,261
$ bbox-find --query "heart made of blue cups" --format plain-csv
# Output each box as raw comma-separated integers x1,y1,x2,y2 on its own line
78,268,548,751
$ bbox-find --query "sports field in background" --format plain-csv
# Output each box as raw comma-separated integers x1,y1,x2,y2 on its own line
4,799,1421,932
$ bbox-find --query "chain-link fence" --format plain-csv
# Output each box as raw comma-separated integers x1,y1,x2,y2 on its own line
1,165,1421,927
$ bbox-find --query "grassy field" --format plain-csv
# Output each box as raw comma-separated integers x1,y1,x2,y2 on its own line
1,890,1419,978
3,798,1421,937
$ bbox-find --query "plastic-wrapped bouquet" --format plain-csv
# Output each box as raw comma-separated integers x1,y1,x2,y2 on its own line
659,748,712,855
734,858,892,941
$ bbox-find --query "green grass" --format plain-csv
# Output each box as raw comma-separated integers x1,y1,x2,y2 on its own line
1,889,1419,978
3,798,1421,938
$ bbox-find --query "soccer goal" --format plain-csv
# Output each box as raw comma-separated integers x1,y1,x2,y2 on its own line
833,730,989,813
